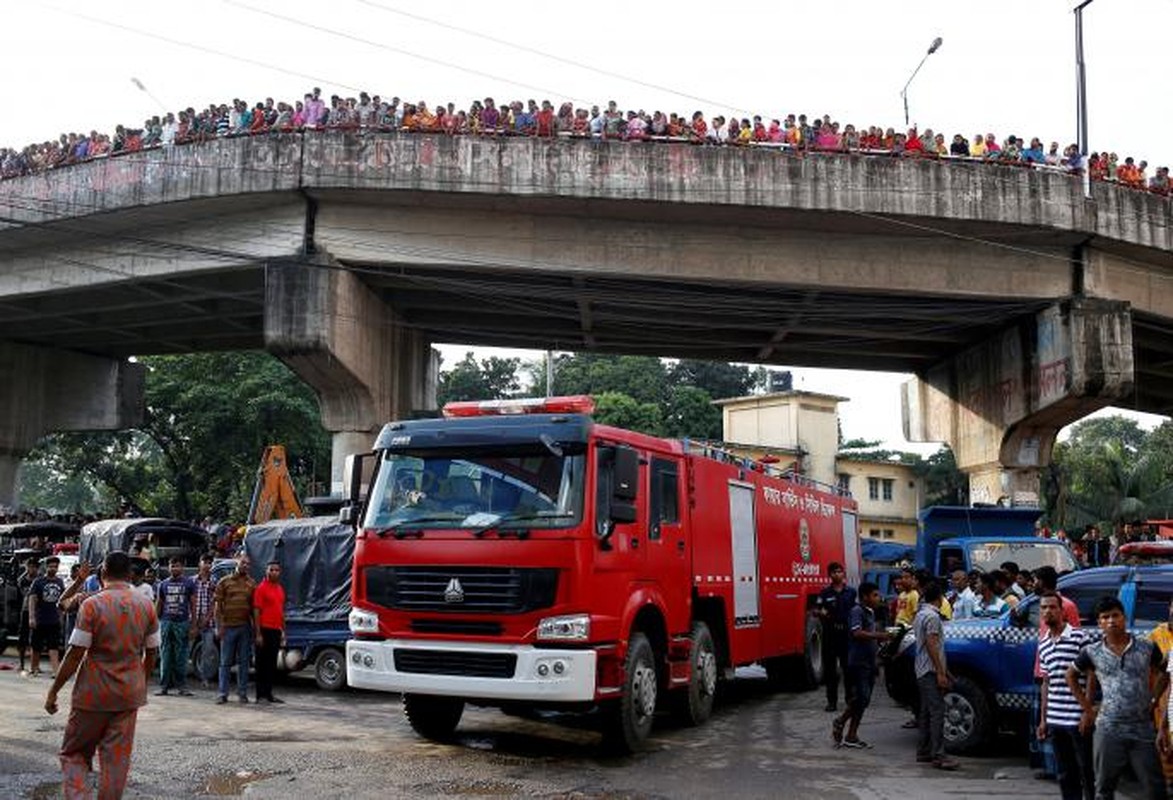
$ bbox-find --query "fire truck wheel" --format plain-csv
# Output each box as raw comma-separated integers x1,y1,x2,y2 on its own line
763,615,823,691
403,694,465,742
313,647,346,691
801,615,824,689
672,621,717,727
602,632,658,753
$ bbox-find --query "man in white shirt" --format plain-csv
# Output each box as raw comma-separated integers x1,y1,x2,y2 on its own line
947,570,977,620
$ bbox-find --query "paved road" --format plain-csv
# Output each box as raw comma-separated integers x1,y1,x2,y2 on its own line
0,654,1128,799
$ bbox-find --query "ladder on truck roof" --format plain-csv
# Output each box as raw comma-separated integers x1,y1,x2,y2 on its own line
681,439,852,498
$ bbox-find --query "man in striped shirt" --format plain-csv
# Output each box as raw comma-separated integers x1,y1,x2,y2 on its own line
1037,591,1093,800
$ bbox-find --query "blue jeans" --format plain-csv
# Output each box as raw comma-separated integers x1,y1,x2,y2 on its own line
218,624,252,699
159,620,190,690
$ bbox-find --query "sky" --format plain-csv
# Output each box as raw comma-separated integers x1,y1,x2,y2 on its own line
3,0,1169,449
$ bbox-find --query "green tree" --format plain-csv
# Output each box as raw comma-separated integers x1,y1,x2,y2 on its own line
663,386,723,440
437,352,521,405
537,354,670,405
666,360,757,402
593,392,665,436
1050,415,1173,534
922,447,966,507
21,352,330,521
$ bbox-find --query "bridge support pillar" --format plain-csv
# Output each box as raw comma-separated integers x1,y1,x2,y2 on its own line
903,298,1134,506
264,259,439,495
0,342,145,508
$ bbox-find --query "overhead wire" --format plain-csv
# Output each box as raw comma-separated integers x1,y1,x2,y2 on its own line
352,0,754,117
40,4,364,94
222,0,589,105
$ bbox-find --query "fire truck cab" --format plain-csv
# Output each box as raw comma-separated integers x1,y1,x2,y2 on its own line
343,396,858,752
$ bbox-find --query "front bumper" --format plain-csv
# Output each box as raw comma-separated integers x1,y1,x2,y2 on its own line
346,638,598,702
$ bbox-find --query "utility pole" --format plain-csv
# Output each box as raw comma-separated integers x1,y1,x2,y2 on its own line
1074,0,1095,198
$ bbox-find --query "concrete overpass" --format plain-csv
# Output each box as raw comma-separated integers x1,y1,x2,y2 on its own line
0,132,1170,504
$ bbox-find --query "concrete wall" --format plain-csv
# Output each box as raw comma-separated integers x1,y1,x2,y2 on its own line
1,133,1169,254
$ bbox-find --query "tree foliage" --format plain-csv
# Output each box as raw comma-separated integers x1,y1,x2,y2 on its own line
20,352,330,521
1049,416,1173,534
436,352,522,405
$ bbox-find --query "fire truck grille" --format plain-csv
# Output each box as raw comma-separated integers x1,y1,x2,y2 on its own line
393,649,517,679
410,619,505,636
365,566,558,613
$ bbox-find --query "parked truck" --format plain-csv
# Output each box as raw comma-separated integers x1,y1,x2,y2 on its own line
917,506,1078,577
341,395,860,752
241,516,354,690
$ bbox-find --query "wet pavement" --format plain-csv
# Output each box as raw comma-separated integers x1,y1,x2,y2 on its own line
0,653,1138,799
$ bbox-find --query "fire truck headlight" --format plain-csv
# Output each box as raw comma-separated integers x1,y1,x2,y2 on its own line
537,614,590,641
349,607,379,634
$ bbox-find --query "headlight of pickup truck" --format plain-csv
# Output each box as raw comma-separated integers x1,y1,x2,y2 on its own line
349,607,379,634
537,613,590,641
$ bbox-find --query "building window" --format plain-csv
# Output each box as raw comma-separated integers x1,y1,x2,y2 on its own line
869,528,881,538
882,529,895,539
882,479,894,501
868,477,880,501
837,473,851,495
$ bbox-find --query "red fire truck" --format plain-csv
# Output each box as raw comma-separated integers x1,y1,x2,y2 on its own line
342,396,860,752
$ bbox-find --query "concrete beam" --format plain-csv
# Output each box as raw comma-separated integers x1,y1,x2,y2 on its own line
903,298,1134,505
263,258,439,492
0,342,145,507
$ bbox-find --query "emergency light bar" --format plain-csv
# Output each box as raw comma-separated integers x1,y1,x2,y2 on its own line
442,395,596,418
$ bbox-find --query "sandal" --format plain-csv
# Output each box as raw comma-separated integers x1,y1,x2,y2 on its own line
901,719,918,729
832,716,845,745
841,738,872,749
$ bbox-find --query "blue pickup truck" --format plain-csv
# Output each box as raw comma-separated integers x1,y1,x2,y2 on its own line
885,565,1173,754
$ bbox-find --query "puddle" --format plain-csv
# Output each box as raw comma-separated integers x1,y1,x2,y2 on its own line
198,770,269,796
29,781,61,800
417,779,522,796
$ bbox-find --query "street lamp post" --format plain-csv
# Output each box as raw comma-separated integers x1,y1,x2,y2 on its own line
901,37,943,128
130,77,168,115
1074,0,1095,197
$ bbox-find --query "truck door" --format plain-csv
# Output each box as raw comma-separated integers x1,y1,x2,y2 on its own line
648,456,689,633
728,481,760,627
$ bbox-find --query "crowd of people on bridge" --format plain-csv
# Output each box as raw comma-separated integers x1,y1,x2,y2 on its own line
1,88,1170,196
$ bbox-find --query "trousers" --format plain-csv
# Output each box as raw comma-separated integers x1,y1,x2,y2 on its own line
218,624,252,699
159,620,190,690
60,707,138,800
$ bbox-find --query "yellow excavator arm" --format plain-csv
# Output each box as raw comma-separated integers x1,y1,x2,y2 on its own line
248,445,305,524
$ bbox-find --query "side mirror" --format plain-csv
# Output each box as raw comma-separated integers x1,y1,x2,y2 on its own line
342,452,375,507
338,505,360,527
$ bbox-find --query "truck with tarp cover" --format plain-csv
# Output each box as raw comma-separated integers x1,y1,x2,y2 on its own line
242,516,354,690
80,518,208,571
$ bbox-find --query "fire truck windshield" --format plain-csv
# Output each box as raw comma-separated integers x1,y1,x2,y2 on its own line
363,448,585,533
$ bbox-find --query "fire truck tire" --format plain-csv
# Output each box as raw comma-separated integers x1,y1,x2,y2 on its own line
763,615,823,691
403,694,465,741
672,622,717,727
601,633,657,753
313,647,347,691
800,615,824,689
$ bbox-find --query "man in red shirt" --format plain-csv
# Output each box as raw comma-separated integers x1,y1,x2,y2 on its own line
45,550,160,800
252,561,286,704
